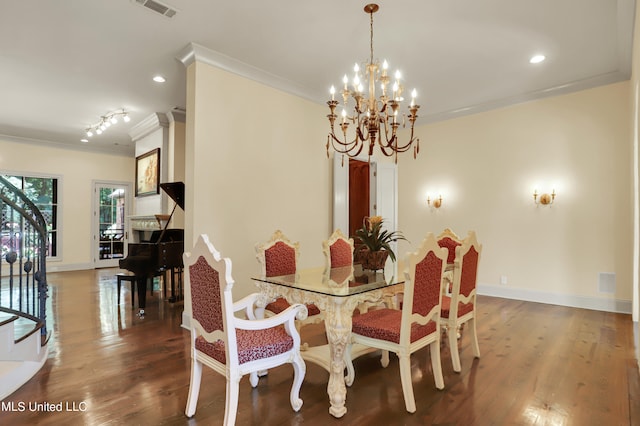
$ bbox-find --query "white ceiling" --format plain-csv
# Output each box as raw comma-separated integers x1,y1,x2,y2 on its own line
0,0,635,156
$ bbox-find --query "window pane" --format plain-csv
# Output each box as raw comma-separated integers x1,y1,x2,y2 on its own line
1,174,58,258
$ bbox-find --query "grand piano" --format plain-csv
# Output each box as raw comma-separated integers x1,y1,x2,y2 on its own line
119,181,184,315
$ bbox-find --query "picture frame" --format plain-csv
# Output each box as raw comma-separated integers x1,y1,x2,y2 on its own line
135,148,160,197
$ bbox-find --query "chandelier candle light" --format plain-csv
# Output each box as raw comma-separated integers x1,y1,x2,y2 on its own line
326,3,420,164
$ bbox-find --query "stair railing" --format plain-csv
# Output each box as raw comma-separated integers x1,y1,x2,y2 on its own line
0,175,48,340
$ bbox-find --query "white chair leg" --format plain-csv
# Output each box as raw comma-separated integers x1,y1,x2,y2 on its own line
398,352,416,413
249,371,259,387
344,343,355,387
380,350,390,368
290,353,305,412
430,341,445,390
448,322,461,372
185,358,203,417
469,317,480,358
224,375,241,426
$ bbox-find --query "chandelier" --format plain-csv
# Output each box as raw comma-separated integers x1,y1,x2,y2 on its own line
85,109,131,138
326,3,420,164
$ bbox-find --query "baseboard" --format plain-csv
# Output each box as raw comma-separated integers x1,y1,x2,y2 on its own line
181,312,191,330
46,262,94,273
478,283,633,314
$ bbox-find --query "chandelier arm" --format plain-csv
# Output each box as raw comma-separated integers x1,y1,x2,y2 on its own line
328,130,364,156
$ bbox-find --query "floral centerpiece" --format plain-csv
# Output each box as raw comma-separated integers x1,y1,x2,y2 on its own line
354,216,407,270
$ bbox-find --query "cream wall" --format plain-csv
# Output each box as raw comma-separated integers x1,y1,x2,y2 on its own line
185,61,330,301
398,82,632,312
0,139,133,270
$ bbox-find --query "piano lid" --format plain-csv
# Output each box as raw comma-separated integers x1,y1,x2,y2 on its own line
160,182,185,210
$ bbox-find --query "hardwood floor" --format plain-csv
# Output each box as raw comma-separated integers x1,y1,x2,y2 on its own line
1,268,638,425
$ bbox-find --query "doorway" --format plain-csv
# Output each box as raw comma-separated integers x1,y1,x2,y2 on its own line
333,155,398,244
93,181,130,268
349,159,370,238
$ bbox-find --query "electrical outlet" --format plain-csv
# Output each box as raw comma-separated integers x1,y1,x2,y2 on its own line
500,275,508,285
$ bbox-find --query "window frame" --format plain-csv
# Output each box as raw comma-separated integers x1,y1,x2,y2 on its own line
1,171,62,261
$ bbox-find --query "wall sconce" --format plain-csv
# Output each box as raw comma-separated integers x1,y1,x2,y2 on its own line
533,189,556,205
427,195,443,209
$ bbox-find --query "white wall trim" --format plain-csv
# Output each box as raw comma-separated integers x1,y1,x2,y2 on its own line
176,42,322,104
46,262,94,273
478,283,633,314
128,112,170,142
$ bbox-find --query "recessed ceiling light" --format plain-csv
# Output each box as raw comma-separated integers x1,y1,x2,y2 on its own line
81,138,89,143
153,75,166,83
530,54,546,64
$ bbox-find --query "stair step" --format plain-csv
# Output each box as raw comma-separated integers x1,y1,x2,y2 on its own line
0,357,48,401
0,313,39,342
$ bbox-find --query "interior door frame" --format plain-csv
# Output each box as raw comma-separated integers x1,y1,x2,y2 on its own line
332,154,399,252
92,180,132,268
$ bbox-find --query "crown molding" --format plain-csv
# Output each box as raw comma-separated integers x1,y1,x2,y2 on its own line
168,109,186,124
176,42,320,104
422,69,630,124
128,112,170,142
0,133,134,157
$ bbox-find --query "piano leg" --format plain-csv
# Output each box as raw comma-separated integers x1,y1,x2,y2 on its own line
137,277,147,316
169,267,176,303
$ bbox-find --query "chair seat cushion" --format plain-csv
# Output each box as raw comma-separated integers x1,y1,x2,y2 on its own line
352,308,436,344
196,326,294,364
266,297,321,316
440,296,474,319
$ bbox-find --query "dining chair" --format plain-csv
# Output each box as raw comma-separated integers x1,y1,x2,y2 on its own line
322,228,354,268
436,227,463,304
344,233,448,413
440,231,482,373
255,230,323,323
436,227,462,265
184,234,307,424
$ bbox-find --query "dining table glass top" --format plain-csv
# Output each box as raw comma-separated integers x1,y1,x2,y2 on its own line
252,264,404,297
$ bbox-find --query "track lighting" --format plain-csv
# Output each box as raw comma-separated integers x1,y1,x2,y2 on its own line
84,109,130,139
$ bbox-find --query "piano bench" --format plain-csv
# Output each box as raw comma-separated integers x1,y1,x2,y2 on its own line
117,273,138,308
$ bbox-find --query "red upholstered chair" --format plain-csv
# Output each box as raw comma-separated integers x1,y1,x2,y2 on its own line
440,231,482,373
184,234,307,424
437,228,462,297
255,230,323,324
436,228,462,265
322,229,354,268
345,233,448,413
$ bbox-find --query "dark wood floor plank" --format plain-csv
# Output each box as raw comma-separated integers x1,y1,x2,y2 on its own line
0,269,638,425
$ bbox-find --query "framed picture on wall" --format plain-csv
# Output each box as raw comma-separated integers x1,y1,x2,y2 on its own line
135,148,160,197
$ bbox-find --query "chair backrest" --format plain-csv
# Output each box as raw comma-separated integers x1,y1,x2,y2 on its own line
184,234,239,366
453,231,482,299
436,228,462,264
400,233,448,341
322,229,354,268
255,230,299,277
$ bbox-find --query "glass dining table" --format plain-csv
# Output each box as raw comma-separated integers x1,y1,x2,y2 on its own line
252,264,404,418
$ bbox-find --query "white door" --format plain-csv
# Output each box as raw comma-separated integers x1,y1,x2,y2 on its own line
93,181,131,268
371,161,399,259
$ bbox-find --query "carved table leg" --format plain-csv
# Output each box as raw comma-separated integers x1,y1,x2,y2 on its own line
325,297,351,418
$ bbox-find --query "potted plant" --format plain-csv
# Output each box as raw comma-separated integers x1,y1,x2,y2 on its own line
354,216,407,271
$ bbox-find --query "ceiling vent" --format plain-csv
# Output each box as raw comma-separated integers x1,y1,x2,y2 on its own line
132,0,178,18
